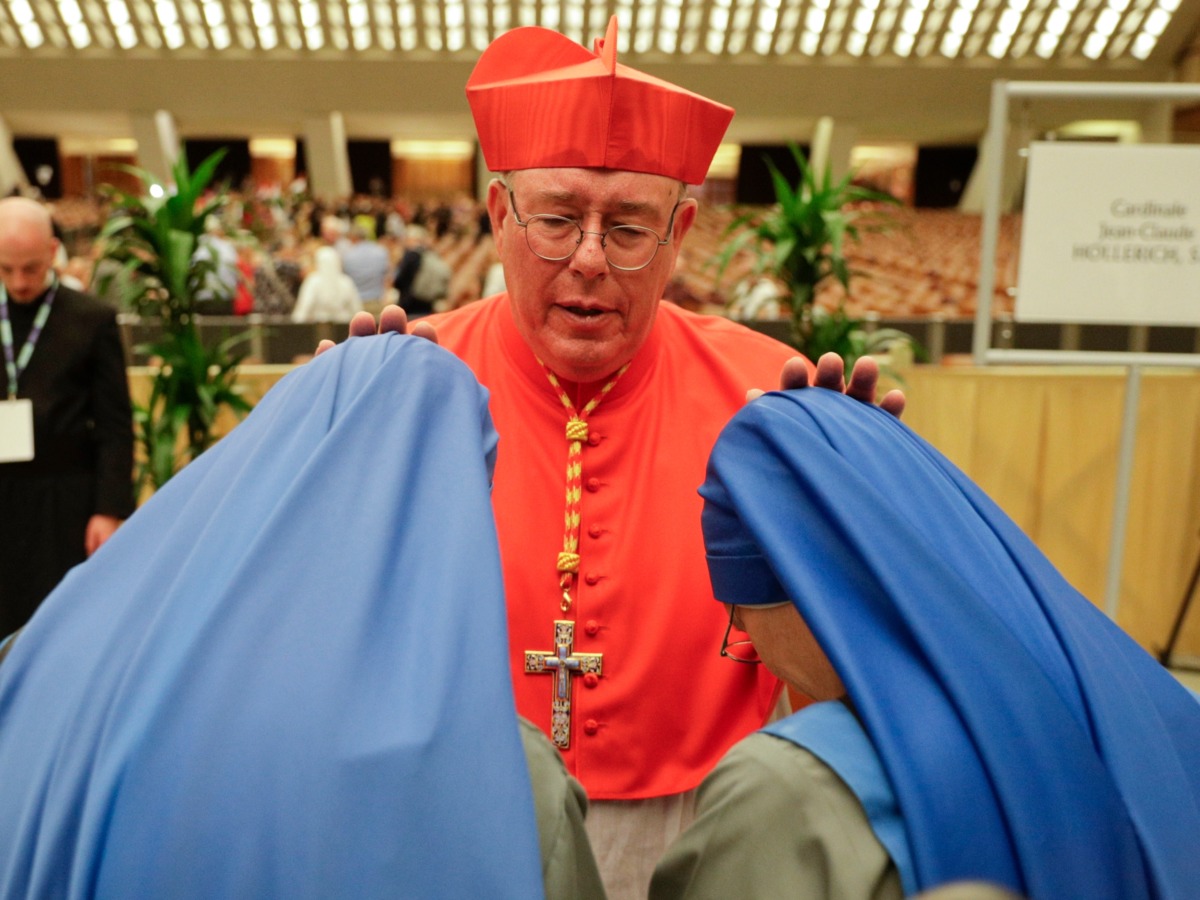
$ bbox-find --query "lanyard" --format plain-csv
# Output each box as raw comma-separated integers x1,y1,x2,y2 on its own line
0,279,58,400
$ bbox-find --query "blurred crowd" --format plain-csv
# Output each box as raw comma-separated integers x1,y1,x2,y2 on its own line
42,186,1021,326
43,186,502,323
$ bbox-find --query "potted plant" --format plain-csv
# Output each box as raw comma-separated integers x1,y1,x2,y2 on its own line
716,143,920,374
96,148,253,493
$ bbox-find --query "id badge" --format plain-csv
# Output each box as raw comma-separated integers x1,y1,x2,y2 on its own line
0,399,35,462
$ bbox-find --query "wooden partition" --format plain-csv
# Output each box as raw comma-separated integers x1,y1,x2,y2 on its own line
893,365,1200,659
128,362,1200,659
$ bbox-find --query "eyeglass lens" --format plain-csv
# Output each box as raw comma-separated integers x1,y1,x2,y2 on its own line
722,639,761,663
720,606,761,664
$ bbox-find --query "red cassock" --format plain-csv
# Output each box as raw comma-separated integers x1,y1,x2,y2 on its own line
430,296,806,800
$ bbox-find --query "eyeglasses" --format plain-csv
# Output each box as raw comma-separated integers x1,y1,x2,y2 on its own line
719,605,761,664
507,187,679,272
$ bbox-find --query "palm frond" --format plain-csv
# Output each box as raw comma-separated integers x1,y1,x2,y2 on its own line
97,147,251,493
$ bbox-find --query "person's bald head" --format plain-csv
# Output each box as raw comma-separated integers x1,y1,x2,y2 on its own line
0,196,58,303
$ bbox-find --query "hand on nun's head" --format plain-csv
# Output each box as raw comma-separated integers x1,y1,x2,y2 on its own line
746,352,905,418
314,304,439,357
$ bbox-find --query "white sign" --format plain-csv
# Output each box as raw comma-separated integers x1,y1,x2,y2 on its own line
0,399,34,462
1015,142,1200,325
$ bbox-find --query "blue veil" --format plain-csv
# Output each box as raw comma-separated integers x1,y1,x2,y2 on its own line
0,334,543,899
701,389,1200,899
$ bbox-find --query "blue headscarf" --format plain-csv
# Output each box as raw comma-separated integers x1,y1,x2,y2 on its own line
701,389,1200,899
0,334,543,899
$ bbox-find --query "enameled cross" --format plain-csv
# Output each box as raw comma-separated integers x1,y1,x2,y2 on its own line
524,619,602,749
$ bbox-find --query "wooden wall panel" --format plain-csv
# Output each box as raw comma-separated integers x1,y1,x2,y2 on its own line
59,153,140,197
392,157,473,202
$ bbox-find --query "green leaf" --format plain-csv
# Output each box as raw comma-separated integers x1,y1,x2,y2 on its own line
718,141,925,364
96,147,250,494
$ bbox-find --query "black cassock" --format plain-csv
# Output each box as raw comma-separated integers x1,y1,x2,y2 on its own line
0,283,133,635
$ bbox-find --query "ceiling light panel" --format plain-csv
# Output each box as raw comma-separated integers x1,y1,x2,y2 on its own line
0,0,1186,64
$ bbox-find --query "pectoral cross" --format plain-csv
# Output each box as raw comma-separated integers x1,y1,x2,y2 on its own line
524,620,602,749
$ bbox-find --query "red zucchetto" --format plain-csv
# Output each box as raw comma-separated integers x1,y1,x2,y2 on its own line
466,16,734,185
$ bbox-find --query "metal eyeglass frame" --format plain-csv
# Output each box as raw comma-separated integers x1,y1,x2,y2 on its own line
506,186,680,272
719,604,762,664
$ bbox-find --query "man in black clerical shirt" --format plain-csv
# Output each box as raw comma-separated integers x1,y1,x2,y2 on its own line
0,196,134,637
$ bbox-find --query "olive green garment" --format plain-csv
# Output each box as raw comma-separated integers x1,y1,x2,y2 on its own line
649,731,903,900
520,717,608,900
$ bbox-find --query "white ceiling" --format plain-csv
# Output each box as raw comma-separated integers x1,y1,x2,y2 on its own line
1,0,1189,62
1,0,1198,148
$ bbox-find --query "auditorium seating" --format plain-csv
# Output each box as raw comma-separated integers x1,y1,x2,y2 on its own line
672,203,1023,320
